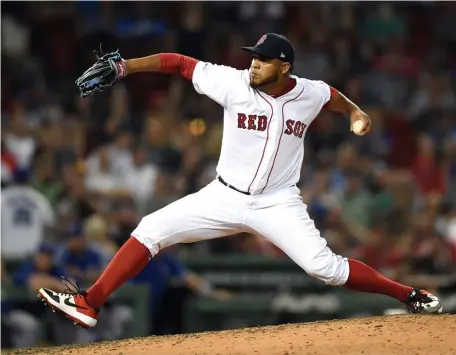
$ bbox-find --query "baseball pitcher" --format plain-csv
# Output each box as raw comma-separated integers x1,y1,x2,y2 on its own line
39,33,442,328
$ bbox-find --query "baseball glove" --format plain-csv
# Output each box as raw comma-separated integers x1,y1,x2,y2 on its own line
75,45,127,97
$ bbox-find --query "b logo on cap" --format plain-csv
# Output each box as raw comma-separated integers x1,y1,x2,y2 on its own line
256,35,267,46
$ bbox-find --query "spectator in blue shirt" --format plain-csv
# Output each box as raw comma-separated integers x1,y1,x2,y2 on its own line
13,243,67,293
130,251,188,306
2,259,41,348
12,243,89,345
129,247,230,335
58,223,103,284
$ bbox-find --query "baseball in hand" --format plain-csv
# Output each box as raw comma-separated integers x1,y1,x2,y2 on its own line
352,120,364,135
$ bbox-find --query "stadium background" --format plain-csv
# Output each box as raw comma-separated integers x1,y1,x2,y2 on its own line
1,1,456,349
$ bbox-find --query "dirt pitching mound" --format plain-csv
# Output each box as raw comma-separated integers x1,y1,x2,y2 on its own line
6,314,456,355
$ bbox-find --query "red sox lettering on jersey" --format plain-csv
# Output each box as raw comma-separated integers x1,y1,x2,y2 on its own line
237,113,307,138
192,62,330,194
237,114,268,131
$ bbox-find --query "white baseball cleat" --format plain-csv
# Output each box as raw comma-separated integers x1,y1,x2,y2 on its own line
38,279,99,328
406,289,442,315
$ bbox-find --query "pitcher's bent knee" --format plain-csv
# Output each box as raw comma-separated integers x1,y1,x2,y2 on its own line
131,233,160,257
130,216,161,257
305,251,349,286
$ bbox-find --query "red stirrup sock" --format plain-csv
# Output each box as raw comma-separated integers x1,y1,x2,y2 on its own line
345,259,413,303
86,237,151,308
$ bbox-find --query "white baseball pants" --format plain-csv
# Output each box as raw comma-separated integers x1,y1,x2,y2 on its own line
132,179,349,285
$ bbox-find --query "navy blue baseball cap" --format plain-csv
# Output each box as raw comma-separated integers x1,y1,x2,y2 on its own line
241,33,295,67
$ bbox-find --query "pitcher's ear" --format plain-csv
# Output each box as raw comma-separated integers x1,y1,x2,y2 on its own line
282,62,291,75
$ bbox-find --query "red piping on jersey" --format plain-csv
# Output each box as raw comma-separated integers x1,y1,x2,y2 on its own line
260,86,305,194
247,91,274,194
158,53,198,80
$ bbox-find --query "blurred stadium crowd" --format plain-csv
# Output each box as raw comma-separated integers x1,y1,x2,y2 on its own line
2,1,456,348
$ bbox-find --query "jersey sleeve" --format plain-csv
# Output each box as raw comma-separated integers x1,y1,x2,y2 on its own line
192,61,247,108
308,80,331,109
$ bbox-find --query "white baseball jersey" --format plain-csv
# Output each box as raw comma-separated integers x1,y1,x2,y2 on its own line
132,60,349,288
1,186,55,259
192,61,330,195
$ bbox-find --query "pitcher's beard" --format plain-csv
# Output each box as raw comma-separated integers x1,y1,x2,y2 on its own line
249,73,279,90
